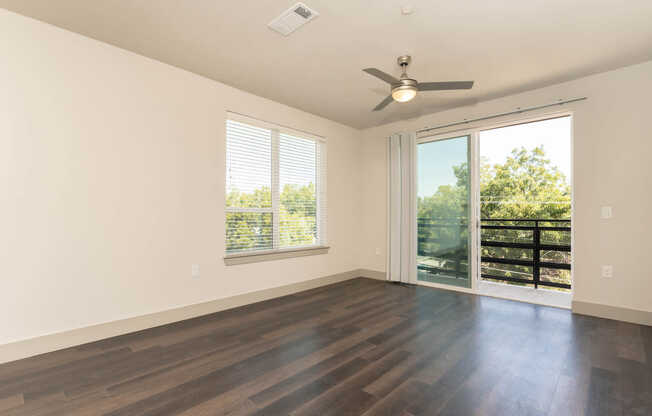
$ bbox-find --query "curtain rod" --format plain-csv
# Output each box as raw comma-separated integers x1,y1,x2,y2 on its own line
416,97,587,135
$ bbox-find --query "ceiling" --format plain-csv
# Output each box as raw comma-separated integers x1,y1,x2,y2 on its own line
2,1,652,129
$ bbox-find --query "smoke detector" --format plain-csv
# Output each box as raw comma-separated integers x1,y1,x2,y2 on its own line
401,5,415,15
268,3,319,36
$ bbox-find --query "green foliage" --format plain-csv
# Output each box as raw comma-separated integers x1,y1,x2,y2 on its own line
281,183,316,216
478,146,570,220
418,146,571,289
225,211,272,251
280,183,317,247
226,184,317,252
417,163,469,280
226,186,271,209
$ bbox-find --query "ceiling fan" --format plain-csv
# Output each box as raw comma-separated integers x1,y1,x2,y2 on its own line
363,55,474,111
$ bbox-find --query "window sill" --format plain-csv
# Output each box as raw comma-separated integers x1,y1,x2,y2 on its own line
224,246,330,266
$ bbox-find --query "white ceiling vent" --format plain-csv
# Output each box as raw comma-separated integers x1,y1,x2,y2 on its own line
268,3,319,36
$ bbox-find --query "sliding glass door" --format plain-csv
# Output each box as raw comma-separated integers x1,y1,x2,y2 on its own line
416,135,472,288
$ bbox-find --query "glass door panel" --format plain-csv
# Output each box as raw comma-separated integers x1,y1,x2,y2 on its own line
417,135,471,288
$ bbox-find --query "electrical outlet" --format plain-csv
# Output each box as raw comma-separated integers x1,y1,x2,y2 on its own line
601,265,613,278
191,264,200,279
375,248,381,256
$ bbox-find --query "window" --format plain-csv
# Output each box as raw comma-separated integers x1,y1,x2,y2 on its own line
225,114,327,256
478,116,572,291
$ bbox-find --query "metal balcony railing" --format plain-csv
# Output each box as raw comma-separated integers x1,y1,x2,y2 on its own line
481,218,571,289
416,218,572,289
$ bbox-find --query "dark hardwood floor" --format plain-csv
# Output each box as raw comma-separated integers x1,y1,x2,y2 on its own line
0,278,650,415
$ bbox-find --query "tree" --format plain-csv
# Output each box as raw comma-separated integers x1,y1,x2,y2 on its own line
417,167,469,279
418,146,571,288
479,147,570,287
279,183,317,247
226,184,317,252
226,186,273,252
479,146,570,220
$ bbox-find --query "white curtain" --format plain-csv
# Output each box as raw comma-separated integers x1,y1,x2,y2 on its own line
387,132,417,283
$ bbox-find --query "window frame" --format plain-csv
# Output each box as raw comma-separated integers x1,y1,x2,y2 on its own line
224,112,328,264
414,110,574,307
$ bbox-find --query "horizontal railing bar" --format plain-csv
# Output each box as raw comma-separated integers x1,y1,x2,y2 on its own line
417,237,448,244
481,225,535,230
540,244,571,252
481,241,534,249
540,261,571,270
481,257,533,267
481,241,571,252
535,280,572,289
481,274,571,289
481,274,533,285
417,221,467,223
418,218,570,222
416,224,468,228
417,253,467,260
482,257,571,269
480,218,570,222
481,225,570,231
417,264,467,277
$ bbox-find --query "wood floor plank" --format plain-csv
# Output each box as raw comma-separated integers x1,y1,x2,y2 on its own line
168,321,393,416
361,379,429,416
250,357,371,415
586,366,623,416
547,374,588,416
105,326,358,416
0,395,23,413
363,310,478,397
291,349,411,416
0,278,649,416
249,340,375,407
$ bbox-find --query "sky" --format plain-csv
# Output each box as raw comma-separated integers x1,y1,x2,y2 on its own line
418,116,571,197
418,136,468,198
480,116,571,181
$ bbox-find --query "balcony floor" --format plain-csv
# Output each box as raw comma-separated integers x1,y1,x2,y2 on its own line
479,279,572,309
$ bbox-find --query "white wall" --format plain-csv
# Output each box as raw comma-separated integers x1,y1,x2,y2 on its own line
0,10,363,345
2,8,650,349
359,60,652,314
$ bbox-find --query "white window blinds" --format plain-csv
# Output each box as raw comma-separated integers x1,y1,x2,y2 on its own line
226,115,327,254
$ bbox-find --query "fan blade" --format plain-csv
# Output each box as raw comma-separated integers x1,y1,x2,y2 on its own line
417,81,474,91
373,95,394,111
363,68,399,85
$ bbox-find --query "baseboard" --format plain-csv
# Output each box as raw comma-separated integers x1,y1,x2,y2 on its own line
572,301,652,326
0,269,367,364
355,268,386,280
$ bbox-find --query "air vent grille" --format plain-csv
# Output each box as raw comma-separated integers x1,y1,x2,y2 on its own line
268,2,319,36
293,6,312,19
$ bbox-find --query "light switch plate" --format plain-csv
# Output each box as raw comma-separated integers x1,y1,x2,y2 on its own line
191,264,200,278
601,265,613,278
601,206,613,219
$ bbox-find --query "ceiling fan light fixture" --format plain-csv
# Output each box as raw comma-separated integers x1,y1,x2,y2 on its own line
392,84,417,103
364,55,474,111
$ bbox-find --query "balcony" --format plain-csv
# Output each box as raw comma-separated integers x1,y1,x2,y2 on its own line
481,218,571,290
417,218,572,290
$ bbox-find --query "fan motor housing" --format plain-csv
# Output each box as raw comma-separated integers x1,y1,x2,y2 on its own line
393,78,417,88
397,55,412,67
